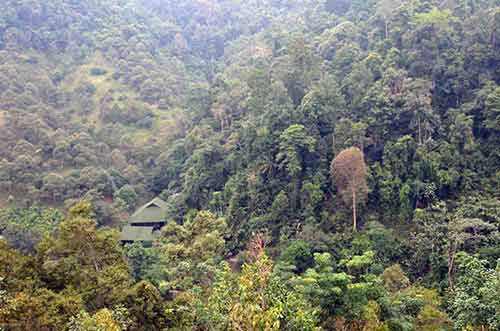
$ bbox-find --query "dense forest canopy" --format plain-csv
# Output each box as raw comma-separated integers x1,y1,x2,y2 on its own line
0,0,499,330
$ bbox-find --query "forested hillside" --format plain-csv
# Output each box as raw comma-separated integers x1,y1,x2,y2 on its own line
1,0,499,330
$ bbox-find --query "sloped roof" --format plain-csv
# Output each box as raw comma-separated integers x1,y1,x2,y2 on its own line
129,197,168,224
120,225,160,242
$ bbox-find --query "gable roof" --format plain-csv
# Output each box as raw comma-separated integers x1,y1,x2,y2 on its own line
129,197,168,224
120,225,160,242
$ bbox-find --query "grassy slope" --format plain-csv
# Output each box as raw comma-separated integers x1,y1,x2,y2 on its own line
62,51,179,146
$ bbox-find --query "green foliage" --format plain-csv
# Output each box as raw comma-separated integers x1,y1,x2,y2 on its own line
0,0,499,329
158,210,227,293
382,264,410,293
68,200,95,220
293,251,386,328
277,124,316,178
36,218,133,310
344,250,375,274
67,306,130,331
450,254,500,331
412,8,455,33
0,205,62,253
114,185,138,212
278,240,314,274
89,67,108,77
123,243,163,285
0,289,83,331
204,253,321,331
414,305,451,331
485,84,500,131
121,281,168,330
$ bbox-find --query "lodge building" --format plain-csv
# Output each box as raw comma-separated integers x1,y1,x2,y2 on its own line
120,197,168,245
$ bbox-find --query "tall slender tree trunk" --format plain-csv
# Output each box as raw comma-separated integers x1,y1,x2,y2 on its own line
418,116,422,145
448,242,457,291
352,188,357,232
385,21,389,39
332,133,336,155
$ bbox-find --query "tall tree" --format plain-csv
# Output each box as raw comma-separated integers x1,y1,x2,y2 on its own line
401,79,437,146
376,0,402,39
450,254,500,331
330,147,368,231
158,210,227,294
277,124,316,210
36,217,132,310
205,235,320,331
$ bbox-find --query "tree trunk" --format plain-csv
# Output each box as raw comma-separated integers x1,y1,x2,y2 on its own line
292,177,299,211
448,242,457,291
418,116,422,145
352,188,357,232
385,21,389,39
332,132,336,155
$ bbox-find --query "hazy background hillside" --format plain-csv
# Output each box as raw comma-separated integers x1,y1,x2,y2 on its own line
1,0,498,235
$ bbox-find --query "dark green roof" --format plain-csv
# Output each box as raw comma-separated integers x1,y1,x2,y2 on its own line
129,197,168,224
120,225,160,242
120,197,168,243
